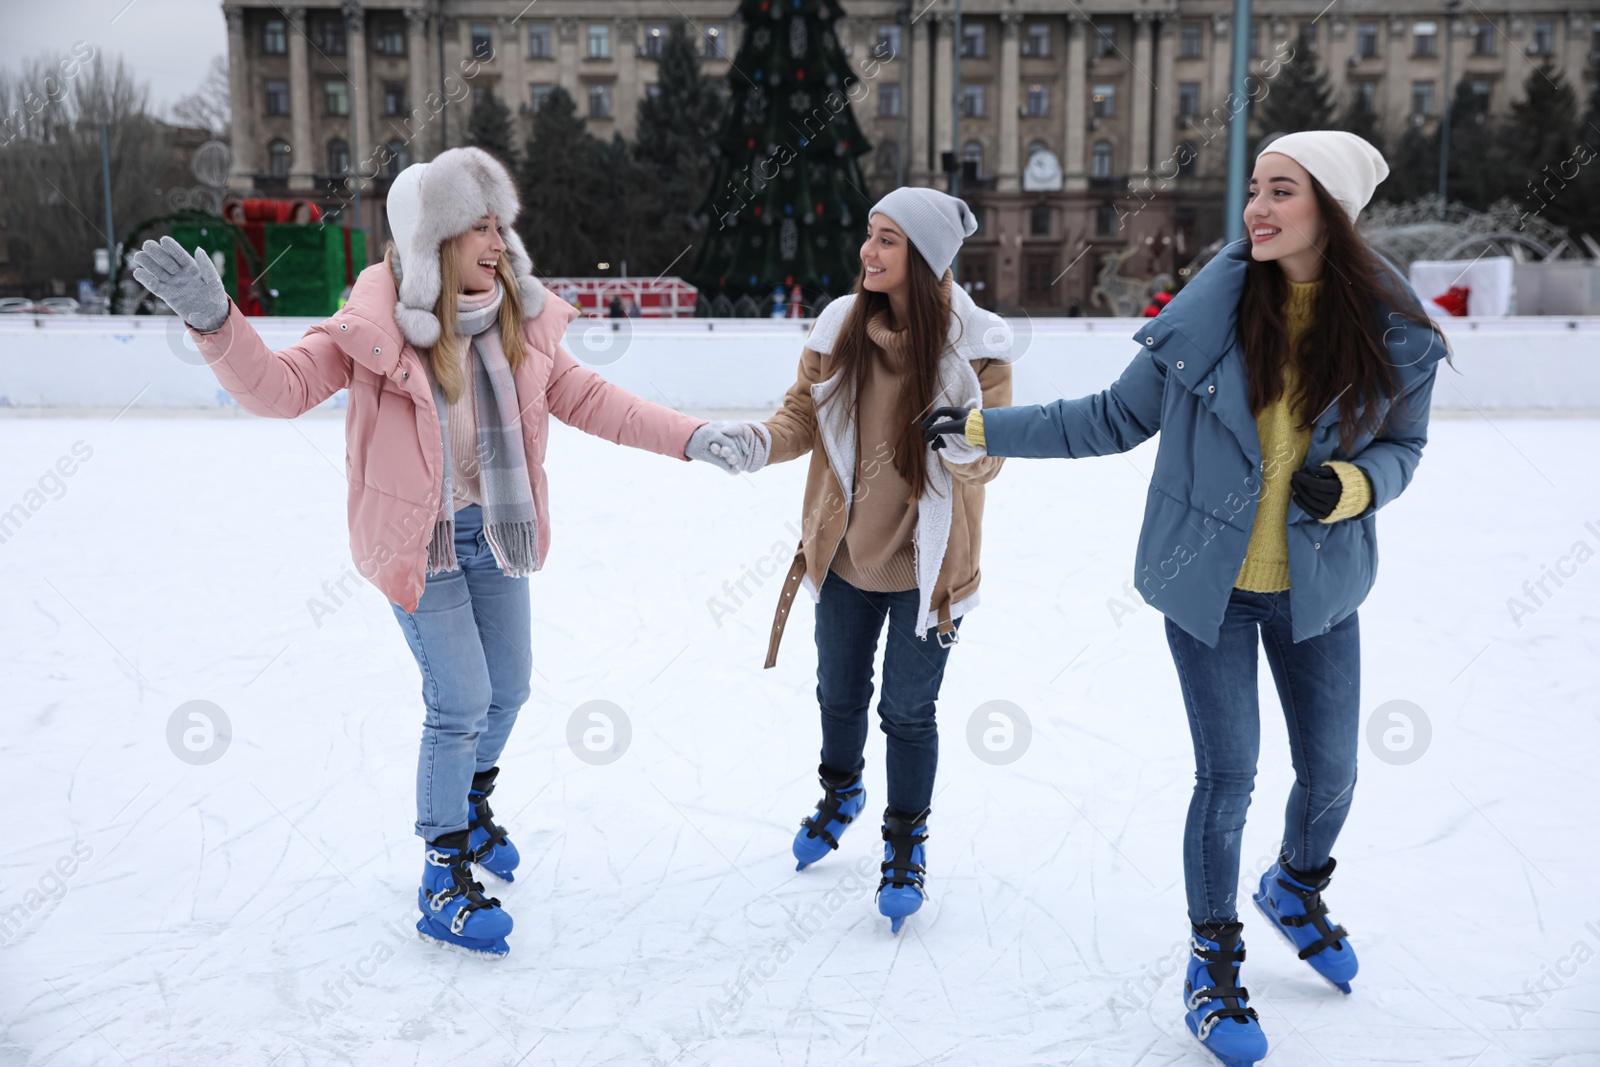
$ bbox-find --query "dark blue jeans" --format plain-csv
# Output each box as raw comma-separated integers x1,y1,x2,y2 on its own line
1164,588,1360,925
813,570,959,816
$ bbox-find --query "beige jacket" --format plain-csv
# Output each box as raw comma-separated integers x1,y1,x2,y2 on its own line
760,282,1016,668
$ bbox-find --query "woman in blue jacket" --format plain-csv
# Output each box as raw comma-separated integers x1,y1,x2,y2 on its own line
925,132,1446,1067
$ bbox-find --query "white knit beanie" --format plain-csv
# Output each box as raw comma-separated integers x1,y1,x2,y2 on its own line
384,147,546,348
868,187,978,279
1256,131,1389,222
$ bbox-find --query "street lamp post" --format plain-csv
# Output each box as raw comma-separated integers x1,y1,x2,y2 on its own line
1436,0,1461,217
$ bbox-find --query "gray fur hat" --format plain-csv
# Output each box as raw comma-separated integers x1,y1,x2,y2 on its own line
385,147,546,348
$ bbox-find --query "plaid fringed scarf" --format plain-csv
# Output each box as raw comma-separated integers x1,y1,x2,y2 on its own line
424,282,538,577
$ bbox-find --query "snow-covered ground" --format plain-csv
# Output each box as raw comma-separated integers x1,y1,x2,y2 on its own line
2,407,1596,1066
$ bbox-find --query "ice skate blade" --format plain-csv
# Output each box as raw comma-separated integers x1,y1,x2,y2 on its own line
415,918,510,959
889,915,905,934
1251,894,1354,995
474,863,515,884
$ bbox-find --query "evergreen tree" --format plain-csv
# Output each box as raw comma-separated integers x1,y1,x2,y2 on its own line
516,88,605,276
634,21,724,276
688,0,875,308
1254,52,1335,151
466,89,518,172
1380,124,1436,203
1334,88,1384,157
1442,80,1497,209
1499,65,1583,232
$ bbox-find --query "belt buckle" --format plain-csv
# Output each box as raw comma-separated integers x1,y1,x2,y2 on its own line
936,627,959,649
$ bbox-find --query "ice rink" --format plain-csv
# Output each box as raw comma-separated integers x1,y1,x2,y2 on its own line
2,406,1596,1066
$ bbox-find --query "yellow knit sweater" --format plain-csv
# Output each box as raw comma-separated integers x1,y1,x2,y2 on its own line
964,279,1372,593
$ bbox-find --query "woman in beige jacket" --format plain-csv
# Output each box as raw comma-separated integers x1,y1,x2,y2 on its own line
721,187,1015,933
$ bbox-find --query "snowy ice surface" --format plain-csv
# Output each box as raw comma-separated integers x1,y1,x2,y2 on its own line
1,408,1596,1067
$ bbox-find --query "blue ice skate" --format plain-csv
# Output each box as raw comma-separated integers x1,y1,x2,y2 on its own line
417,831,513,958
792,765,866,871
1183,923,1268,1067
1252,856,1358,994
468,766,521,883
876,808,929,934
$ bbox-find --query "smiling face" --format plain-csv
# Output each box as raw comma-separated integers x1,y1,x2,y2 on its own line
453,211,507,294
1244,153,1327,282
859,213,911,295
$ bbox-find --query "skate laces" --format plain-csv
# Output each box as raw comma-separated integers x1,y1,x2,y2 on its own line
1187,935,1259,1038
799,776,863,851
1273,874,1349,959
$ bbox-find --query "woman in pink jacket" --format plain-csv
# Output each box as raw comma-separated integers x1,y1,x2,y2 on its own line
130,148,750,958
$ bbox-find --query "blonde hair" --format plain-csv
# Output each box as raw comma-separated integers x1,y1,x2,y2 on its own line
383,238,528,404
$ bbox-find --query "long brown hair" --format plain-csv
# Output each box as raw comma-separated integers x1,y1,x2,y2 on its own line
1236,176,1441,453
383,238,527,404
827,248,956,495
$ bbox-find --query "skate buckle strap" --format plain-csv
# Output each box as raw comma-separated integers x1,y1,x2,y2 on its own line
1188,936,1259,1039
1275,876,1349,959
469,792,512,861
879,825,929,894
799,779,863,851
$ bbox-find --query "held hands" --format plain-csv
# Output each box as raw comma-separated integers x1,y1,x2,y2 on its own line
921,406,974,451
686,421,769,475
129,236,230,334
1290,465,1342,521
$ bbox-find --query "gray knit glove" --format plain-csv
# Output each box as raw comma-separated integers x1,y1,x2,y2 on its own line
685,422,745,475
716,421,770,473
129,235,230,333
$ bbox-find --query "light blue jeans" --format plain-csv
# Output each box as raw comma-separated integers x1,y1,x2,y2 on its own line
391,504,533,841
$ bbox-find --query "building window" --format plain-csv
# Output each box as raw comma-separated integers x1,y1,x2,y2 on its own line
961,84,985,117
1095,204,1118,237
1094,24,1118,58
531,83,553,113
961,140,984,177
325,80,349,116
1472,21,1496,55
961,22,986,58
265,79,289,116
1180,23,1203,59
1356,23,1378,59
1025,84,1048,117
969,204,986,237
316,15,346,55
1413,21,1437,57
1469,80,1492,115
1411,80,1434,119
644,24,667,59
1298,23,1318,55
267,139,291,177
1177,140,1198,177
1024,23,1050,58
263,18,286,55
588,83,612,117
1352,80,1376,110
383,81,406,116
327,138,349,176
876,24,902,59
1177,82,1199,119
704,25,726,59
1091,140,1113,178
878,83,901,117
1092,84,1115,119
471,23,494,60
384,140,410,177
1530,21,1554,55
1249,22,1260,58
529,24,552,59
588,24,611,59
372,18,406,56
1030,203,1051,237
875,139,900,180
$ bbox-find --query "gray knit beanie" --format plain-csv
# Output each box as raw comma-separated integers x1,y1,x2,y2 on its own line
869,187,978,279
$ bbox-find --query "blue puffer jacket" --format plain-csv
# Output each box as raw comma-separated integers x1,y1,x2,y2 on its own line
984,239,1447,646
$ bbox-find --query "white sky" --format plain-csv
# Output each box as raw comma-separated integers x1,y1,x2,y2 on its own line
0,0,227,115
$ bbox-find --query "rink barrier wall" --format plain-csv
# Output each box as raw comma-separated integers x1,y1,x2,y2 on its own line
1,314,1596,413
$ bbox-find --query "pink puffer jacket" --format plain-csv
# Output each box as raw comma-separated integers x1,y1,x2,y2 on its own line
191,263,704,613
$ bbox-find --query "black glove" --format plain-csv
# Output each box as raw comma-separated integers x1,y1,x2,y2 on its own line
1290,465,1343,520
921,406,973,451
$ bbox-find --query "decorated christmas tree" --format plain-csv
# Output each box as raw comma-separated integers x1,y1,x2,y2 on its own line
687,0,875,313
